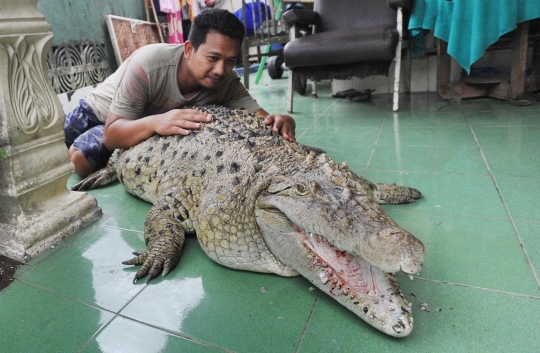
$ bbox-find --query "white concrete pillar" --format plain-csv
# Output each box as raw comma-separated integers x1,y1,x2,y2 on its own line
0,0,101,262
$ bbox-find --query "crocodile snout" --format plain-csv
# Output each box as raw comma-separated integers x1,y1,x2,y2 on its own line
361,227,424,274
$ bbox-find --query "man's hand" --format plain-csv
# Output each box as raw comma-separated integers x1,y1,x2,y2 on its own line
154,109,212,136
104,109,212,150
263,114,296,143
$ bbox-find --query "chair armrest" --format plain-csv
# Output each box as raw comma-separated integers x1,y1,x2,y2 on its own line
387,0,412,12
282,9,320,28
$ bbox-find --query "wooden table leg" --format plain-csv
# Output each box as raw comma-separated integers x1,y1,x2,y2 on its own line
510,21,529,98
527,35,540,92
437,40,486,101
490,21,529,100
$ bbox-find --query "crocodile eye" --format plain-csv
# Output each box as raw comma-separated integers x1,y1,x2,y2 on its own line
295,184,308,195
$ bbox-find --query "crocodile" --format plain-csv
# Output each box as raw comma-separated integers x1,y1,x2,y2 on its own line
73,105,425,337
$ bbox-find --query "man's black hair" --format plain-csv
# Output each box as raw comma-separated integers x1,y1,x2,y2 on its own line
188,9,245,51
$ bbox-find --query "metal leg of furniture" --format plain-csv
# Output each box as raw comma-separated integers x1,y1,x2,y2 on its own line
392,7,403,112
404,36,412,95
287,70,294,113
243,40,250,90
312,80,318,98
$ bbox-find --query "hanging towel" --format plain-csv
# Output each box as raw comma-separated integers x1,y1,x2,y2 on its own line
167,11,184,43
159,0,181,13
159,0,184,43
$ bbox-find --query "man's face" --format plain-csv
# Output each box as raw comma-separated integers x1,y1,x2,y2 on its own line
185,31,240,89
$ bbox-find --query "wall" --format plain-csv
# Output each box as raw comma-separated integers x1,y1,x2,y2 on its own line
37,0,146,45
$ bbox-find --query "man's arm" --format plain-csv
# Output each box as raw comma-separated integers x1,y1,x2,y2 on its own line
103,109,212,150
257,108,296,143
102,54,212,150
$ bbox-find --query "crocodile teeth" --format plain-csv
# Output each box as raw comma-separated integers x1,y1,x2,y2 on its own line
319,269,333,284
319,271,328,283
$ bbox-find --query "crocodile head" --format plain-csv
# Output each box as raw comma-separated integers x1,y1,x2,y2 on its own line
254,154,424,337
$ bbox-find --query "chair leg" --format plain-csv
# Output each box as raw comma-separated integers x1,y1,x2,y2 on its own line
287,70,294,113
242,40,250,89
312,80,318,98
404,37,412,95
392,6,403,112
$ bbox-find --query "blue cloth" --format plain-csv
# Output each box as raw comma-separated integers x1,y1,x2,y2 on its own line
234,1,272,36
409,0,540,73
64,99,113,171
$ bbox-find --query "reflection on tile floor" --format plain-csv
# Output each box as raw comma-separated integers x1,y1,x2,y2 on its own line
2,73,540,352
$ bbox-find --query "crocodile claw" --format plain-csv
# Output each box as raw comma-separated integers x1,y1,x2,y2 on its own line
123,247,180,283
145,272,156,283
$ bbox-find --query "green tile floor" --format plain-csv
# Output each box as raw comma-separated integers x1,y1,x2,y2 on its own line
2,72,540,352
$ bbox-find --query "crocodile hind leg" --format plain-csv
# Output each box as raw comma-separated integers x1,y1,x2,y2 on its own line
373,183,422,205
123,187,196,283
71,164,118,191
71,149,121,191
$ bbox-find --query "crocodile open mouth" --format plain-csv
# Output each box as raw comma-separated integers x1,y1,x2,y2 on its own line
293,224,382,297
291,224,411,324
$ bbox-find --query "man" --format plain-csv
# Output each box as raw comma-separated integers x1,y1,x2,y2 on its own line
64,8,296,177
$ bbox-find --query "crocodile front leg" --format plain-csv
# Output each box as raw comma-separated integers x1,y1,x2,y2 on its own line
123,187,196,283
373,183,422,205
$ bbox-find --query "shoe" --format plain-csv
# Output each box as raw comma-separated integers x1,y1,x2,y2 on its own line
332,89,358,98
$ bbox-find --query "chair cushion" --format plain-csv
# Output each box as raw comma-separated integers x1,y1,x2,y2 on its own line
284,27,398,69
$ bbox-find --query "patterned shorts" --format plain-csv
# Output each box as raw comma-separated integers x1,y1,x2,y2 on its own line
64,99,113,171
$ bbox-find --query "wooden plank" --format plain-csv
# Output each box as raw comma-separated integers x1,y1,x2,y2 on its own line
106,15,162,66
510,21,528,99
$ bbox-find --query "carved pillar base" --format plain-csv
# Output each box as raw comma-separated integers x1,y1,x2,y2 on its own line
0,191,101,262
0,0,102,262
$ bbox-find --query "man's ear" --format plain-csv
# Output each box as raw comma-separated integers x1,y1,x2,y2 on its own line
184,41,194,60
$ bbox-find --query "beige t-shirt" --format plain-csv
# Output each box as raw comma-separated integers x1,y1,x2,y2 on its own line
85,43,261,123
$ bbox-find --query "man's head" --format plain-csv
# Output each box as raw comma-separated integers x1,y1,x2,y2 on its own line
188,9,245,51
183,9,246,90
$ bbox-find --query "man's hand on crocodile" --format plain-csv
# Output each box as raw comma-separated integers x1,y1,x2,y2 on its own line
264,114,296,143
155,108,213,136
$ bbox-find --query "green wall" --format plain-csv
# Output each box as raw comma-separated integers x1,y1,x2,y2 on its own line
37,0,146,45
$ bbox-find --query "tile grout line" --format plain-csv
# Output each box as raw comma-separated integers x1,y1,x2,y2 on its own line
379,208,522,222
13,277,121,314
370,168,540,179
369,168,489,177
101,224,144,234
294,291,321,353
72,279,236,353
77,284,154,353
362,113,387,176
11,278,159,353
109,313,237,353
464,114,540,290
296,99,336,140
401,275,540,300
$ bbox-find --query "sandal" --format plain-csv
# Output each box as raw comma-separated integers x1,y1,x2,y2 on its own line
347,89,375,102
332,89,358,98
